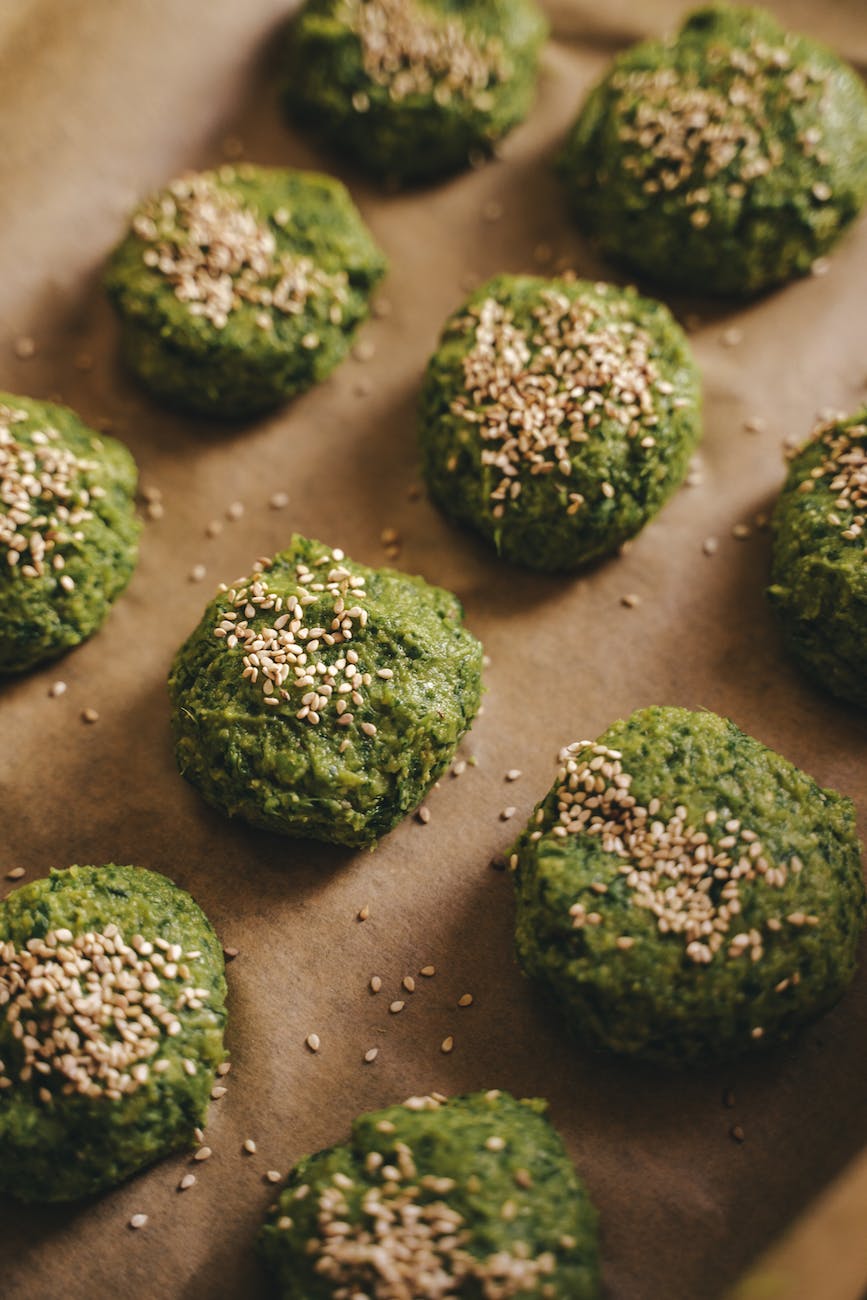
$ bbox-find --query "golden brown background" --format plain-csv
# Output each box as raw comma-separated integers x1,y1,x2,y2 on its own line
0,2,865,1297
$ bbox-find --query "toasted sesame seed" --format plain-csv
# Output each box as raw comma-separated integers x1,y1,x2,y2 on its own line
364,1047,379,1063
5,867,25,881
306,1033,321,1053
732,523,751,539
389,1000,406,1014
194,1147,212,1162
265,1170,282,1184
621,593,641,608
129,1214,148,1230
458,993,473,1007
211,1085,227,1099
243,1139,257,1154
268,491,289,510
744,416,767,434
206,519,223,538
357,904,370,921
81,707,99,724
217,1061,231,1076
811,256,831,277
403,976,416,993
223,946,239,960
441,1035,455,1054
730,1125,746,1143
721,327,743,348
420,965,436,977
370,975,383,993
146,500,164,521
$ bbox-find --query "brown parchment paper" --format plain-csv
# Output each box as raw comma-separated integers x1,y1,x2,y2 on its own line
0,2,866,1297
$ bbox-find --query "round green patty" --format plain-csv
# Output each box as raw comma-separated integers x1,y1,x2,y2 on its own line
260,1090,600,1299
511,706,865,1068
0,864,227,1202
559,4,867,296
419,273,701,571
168,534,483,847
104,164,387,418
769,408,867,708
0,393,140,674
283,0,547,184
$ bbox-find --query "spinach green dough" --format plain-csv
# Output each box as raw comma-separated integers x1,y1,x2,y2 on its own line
104,165,387,418
512,706,865,1068
419,273,701,571
0,864,227,1202
0,393,140,674
260,1090,600,1298
559,4,867,296
168,535,483,846
769,409,867,707
283,0,547,184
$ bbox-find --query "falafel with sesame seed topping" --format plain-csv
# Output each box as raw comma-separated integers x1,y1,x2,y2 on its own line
559,5,867,296
168,534,483,846
419,274,701,572
104,165,386,419
511,706,865,1067
282,0,547,185
0,393,140,674
260,1090,601,1299
0,864,227,1202
769,408,867,707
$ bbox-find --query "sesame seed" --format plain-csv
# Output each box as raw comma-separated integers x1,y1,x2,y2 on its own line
620,593,641,608
223,946,239,960
440,1035,455,1053
211,1085,227,1099
206,519,223,538
721,327,743,348
357,904,370,922
353,340,376,363
730,1125,746,1143
269,491,289,510
194,1147,212,1162
420,965,436,977
811,256,831,277
744,416,767,434
189,564,207,582
372,297,392,319
485,1136,505,1151
505,769,522,782
5,867,25,881
500,806,516,821
370,975,382,993
702,537,719,556
811,181,832,202
306,1033,321,1053
48,680,67,698
146,500,164,521
265,1170,282,1184
13,336,36,360
364,1047,379,1063
178,1174,197,1191
129,1214,148,1230
402,976,416,993
458,993,473,1007
226,501,244,521
81,707,99,724
416,806,431,825
732,523,751,539
243,1139,257,1154
389,1000,406,1014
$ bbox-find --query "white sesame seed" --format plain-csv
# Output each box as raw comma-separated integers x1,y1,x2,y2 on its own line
194,1146,212,1162
189,564,207,582
5,867,25,881
129,1214,148,1230
81,707,99,724
178,1174,197,1191
370,975,382,993
389,1000,406,1014
269,491,289,510
305,1033,321,1053
702,537,719,556
243,1139,257,1154
48,681,67,698
364,1047,379,1063
265,1170,282,1184
416,806,431,825
226,501,244,521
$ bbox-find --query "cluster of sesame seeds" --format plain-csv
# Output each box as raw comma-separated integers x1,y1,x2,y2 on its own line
214,550,381,732
343,0,507,109
610,37,832,226
799,419,867,545
132,172,348,335
450,290,666,519
305,1111,559,1297
0,925,210,1101
548,741,813,966
0,405,101,582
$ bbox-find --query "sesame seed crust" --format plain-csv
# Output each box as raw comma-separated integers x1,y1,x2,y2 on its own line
0,865,228,1203
769,408,867,707
260,1090,600,1298
0,393,140,674
560,4,867,295
104,166,386,418
512,706,865,1067
283,0,547,184
169,534,483,847
420,274,700,572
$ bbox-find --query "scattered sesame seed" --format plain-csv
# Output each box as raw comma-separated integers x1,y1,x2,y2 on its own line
721,327,743,347
370,975,383,993
416,806,431,825
243,1139,257,1154
269,491,289,510
811,181,832,202
390,1000,406,1014
211,1085,227,1099
702,537,719,556
440,1035,455,1054
744,416,767,434
217,1061,231,1076
458,993,473,1007
129,1214,148,1230
226,501,244,521
505,769,522,782
364,1047,379,1063
306,1033,321,1053
451,759,467,777
620,593,641,608
206,519,223,538
223,946,239,960
811,256,831,277
5,867,25,881
353,339,376,363
732,523,751,539
402,976,416,993
500,806,516,821
372,297,392,319
420,965,436,977
485,1136,505,1151
189,564,207,582
730,1125,746,1144
81,707,99,724
48,680,67,698
194,1147,212,1162
12,336,36,360
179,1174,197,1191
265,1170,282,1184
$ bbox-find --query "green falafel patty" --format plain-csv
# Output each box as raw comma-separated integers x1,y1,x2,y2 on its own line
419,274,701,571
283,0,548,185
0,864,227,1202
559,4,867,296
512,706,865,1067
0,393,140,674
260,1090,601,1299
769,408,867,707
104,165,387,418
168,535,483,847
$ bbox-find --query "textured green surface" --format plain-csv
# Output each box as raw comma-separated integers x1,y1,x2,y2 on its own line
260,1090,600,1298
283,0,547,184
419,274,701,571
512,706,865,1067
105,166,386,418
0,393,140,675
0,865,227,1202
769,409,867,707
559,4,867,296
168,535,483,847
